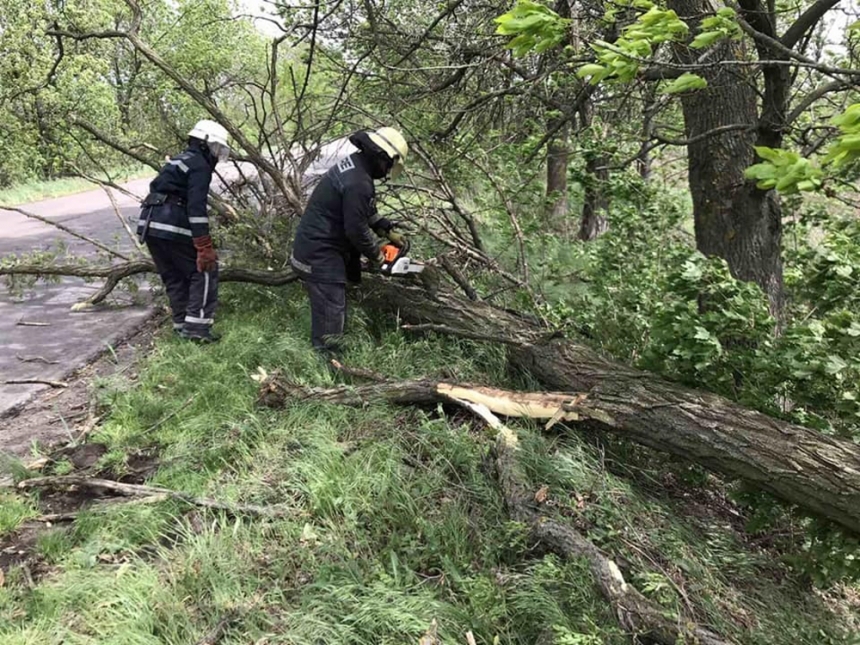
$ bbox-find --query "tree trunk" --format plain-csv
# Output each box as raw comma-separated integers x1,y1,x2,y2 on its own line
545,118,569,227
357,277,860,535
11,260,860,534
578,97,609,241
667,0,784,319
638,85,659,180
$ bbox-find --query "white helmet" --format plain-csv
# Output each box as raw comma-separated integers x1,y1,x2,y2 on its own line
368,127,408,179
188,119,231,162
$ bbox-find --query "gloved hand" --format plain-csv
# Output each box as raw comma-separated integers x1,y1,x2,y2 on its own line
369,247,385,267
387,230,408,248
193,235,218,272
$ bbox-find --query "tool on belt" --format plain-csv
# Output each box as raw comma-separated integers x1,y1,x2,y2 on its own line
138,192,184,243
373,239,425,276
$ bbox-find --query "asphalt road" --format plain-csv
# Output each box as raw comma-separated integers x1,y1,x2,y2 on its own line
0,177,155,419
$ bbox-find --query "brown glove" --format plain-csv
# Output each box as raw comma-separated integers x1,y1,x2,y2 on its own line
193,235,218,272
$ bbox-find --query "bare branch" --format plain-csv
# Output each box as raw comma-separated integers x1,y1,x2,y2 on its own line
781,0,842,49
787,80,849,125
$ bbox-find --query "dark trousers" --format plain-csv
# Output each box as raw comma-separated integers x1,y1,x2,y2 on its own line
146,237,218,333
304,280,346,354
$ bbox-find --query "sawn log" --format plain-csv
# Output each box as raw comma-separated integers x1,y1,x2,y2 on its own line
353,278,860,535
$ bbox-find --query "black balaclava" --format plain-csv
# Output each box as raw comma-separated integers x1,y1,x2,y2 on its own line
189,137,218,169
349,131,393,180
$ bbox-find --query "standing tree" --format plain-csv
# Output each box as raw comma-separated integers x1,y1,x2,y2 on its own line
496,0,860,318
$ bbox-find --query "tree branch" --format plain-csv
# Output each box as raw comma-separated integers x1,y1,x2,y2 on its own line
786,80,848,125
0,205,130,261
781,0,841,49
0,261,298,308
18,476,289,518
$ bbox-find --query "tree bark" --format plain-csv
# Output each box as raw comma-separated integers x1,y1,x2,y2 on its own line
356,278,860,535
578,98,609,241
667,0,784,319
545,118,569,226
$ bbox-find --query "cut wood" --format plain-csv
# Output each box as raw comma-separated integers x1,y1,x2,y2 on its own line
257,376,613,427
299,279,860,535
18,475,288,518
457,398,731,644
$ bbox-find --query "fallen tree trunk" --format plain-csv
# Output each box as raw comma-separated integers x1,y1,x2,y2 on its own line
261,374,732,643
8,259,860,534
353,279,860,535
257,376,614,428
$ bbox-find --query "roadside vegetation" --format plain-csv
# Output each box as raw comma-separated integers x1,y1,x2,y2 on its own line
2,0,860,642
0,166,151,206
1,283,857,644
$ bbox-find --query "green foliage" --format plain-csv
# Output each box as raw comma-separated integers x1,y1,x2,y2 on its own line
641,252,773,397
689,7,742,48
823,103,860,169
494,1,572,57
578,3,690,84
745,146,824,194
662,71,708,94
743,102,860,195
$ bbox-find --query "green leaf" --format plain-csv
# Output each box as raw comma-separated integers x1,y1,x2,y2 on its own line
577,63,607,78
753,146,781,163
662,72,707,94
690,30,724,49
825,355,849,375
693,326,713,341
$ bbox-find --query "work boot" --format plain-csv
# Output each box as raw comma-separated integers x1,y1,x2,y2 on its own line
180,328,221,344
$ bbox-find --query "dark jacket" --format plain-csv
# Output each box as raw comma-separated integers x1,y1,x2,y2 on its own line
137,140,215,242
291,152,392,283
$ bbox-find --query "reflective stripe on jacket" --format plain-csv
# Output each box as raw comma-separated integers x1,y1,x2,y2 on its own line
137,141,214,242
290,152,392,283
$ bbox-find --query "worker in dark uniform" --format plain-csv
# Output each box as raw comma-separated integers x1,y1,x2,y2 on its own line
290,127,409,357
137,120,230,343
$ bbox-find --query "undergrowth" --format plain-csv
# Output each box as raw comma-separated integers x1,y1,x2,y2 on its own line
0,284,857,644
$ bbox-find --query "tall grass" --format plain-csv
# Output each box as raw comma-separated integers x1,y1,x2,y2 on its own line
0,283,855,644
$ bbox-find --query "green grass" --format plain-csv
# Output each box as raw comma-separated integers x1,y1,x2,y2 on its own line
0,166,152,206
0,283,857,644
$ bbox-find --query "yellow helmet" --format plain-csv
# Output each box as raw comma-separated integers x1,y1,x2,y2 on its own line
368,127,408,179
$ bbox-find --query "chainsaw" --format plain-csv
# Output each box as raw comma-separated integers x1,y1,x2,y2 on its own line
375,239,425,276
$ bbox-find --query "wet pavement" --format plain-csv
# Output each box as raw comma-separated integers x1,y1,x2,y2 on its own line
0,177,155,418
